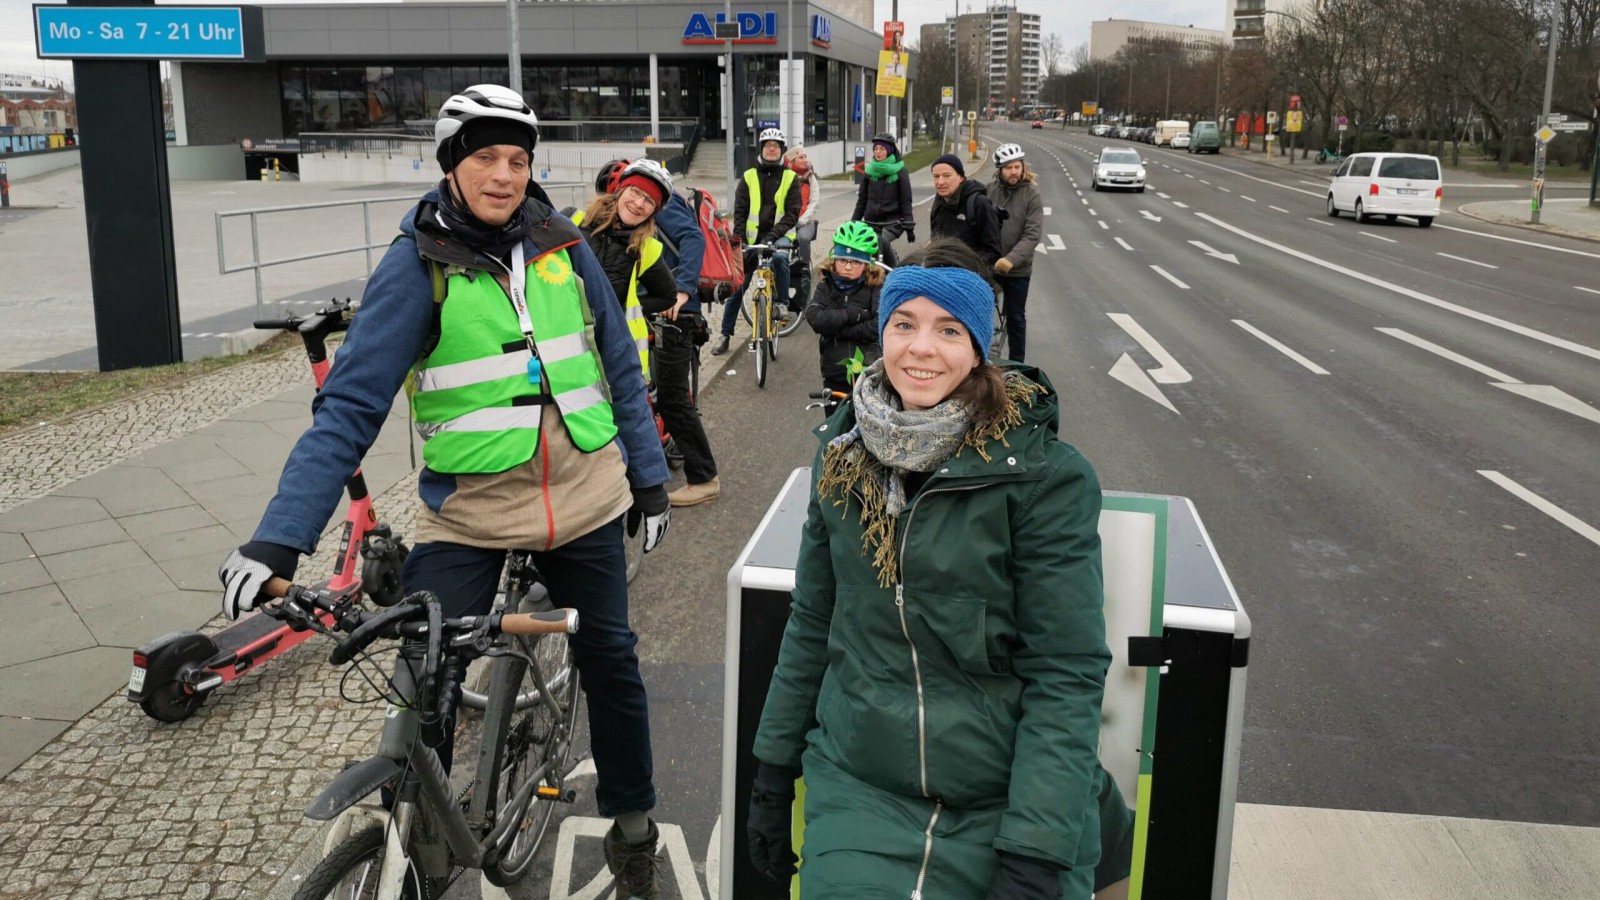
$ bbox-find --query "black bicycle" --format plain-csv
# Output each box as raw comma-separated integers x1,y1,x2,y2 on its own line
258,563,580,900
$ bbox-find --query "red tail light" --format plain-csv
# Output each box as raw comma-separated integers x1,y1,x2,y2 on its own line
133,653,148,668
1435,186,1443,199
1369,183,1379,196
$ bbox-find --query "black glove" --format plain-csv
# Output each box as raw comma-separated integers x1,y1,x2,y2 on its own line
905,225,916,244
219,540,300,620
626,485,671,553
746,762,801,882
983,851,1065,900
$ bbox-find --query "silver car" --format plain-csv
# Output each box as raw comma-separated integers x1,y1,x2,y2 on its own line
1093,148,1146,192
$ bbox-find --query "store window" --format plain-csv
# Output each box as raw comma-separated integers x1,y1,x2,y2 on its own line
425,67,454,119
525,66,568,119
281,65,309,135
394,67,426,127
363,67,396,128
826,59,844,141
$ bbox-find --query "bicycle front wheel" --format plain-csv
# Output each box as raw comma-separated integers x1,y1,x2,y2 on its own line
754,296,770,388
491,631,580,879
294,825,438,900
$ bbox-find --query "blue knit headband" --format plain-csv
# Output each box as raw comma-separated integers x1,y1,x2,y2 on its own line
879,265,995,359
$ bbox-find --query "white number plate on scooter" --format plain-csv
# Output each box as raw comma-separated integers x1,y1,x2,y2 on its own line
127,666,146,693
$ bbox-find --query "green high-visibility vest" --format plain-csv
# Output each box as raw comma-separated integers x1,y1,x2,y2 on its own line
571,209,659,382
744,167,797,243
409,248,618,475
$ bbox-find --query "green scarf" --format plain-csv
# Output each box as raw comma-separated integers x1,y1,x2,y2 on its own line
865,156,905,183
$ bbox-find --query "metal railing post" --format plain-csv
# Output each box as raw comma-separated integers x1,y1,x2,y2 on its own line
363,201,374,274
249,212,265,316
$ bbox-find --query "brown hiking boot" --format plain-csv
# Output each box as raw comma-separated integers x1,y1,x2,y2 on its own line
603,820,660,899
668,477,720,507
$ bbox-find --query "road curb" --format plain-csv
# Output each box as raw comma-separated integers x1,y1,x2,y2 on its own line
1454,202,1600,247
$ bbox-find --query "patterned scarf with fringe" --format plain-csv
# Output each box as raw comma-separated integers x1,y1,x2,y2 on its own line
817,360,1042,587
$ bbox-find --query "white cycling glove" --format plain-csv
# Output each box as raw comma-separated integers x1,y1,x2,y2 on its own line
628,486,672,554
219,549,275,620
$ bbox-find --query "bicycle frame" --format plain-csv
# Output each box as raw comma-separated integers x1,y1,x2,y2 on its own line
308,557,573,896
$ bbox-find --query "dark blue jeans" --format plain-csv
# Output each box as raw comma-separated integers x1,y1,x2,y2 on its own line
401,517,656,817
721,248,791,337
998,275,1031,363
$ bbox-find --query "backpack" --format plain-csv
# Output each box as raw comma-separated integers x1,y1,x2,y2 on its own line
965,190,1010,227
679,188,745,305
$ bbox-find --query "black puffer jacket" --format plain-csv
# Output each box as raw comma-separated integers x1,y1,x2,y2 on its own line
580,223,677,315
804,272,881,392
852,165,914,225
929,179,1003,266
734,159,802,244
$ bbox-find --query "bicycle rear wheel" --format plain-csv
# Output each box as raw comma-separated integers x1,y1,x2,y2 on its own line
294,825,439,900
776,308,804,338
490,631,580,878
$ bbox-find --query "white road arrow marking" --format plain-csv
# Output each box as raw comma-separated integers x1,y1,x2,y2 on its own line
1046,233,1066,250
1491,384,1600,424
1110,353,1178,413
1479,471,1600,548
1378,328,1600,424
1110,312,1192,384
1188,240,1240,264
1140,210,1162,222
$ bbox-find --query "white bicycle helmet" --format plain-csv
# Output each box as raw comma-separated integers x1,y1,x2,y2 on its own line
434,84,540,171
994,143,1026,166
758,128,787,151
619,158,675,200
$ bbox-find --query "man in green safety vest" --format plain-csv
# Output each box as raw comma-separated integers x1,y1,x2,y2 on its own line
711,127,802,355
217,84,673,898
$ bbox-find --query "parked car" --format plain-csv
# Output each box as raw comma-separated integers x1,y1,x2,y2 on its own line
1090,123,1112,136
1170,132,1192,149
1325,152,1442,227
1093,148,1146,192
1188,121,1221,153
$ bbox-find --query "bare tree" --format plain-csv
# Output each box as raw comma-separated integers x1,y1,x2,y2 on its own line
1042,33,1065,78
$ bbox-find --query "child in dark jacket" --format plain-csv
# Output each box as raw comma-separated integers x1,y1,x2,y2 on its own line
804,221,885,396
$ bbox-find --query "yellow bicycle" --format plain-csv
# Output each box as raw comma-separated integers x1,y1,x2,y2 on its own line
740,243,798,388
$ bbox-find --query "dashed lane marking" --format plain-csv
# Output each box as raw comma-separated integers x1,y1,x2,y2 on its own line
1270,205,1290,213
1150,265,1190,289
1479,471,1600,549
1437,252,1498,269
1359,230,1398,244
1234,320,1330,374
1115,237,1134,251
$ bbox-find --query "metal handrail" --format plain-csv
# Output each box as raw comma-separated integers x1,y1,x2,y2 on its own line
216,194,419,315
215,186,591,315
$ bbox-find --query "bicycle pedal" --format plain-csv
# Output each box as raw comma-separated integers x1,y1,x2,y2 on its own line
536,785,577,804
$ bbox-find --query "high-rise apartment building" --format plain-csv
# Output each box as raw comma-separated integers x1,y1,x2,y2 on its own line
1228,0,1327,47
918,1,1042,110
1089,19,1227,61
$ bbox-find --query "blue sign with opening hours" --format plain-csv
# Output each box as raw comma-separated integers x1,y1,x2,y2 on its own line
34,5,264,61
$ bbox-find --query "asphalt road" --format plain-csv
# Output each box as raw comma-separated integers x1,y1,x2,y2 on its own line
1003,123,1599,828
434,126,1599,898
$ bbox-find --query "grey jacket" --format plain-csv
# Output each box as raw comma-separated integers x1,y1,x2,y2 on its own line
990,175,1044,278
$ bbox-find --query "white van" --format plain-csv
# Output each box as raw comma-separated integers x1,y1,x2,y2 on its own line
1154,120,1191,147
1325,152,1442,227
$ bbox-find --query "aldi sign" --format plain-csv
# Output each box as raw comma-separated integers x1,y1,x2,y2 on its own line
683,11,778,44
811,14,832,48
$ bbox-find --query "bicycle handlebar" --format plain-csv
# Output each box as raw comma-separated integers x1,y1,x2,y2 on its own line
252,319,295,331
260,577,578,666
808,389,848,400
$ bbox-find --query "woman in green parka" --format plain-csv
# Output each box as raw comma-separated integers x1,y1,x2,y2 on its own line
748,238,1132,899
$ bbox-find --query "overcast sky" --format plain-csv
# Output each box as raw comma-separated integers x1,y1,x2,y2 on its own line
1,0,1224,85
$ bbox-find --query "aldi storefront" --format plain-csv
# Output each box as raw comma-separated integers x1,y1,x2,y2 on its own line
172,0,887,174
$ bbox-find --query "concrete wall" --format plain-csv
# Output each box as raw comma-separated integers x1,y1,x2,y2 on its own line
1,148,80,180
167,144,246,181
177,62,283,146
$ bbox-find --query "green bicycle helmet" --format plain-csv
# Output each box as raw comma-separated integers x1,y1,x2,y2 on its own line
831,221,880,261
